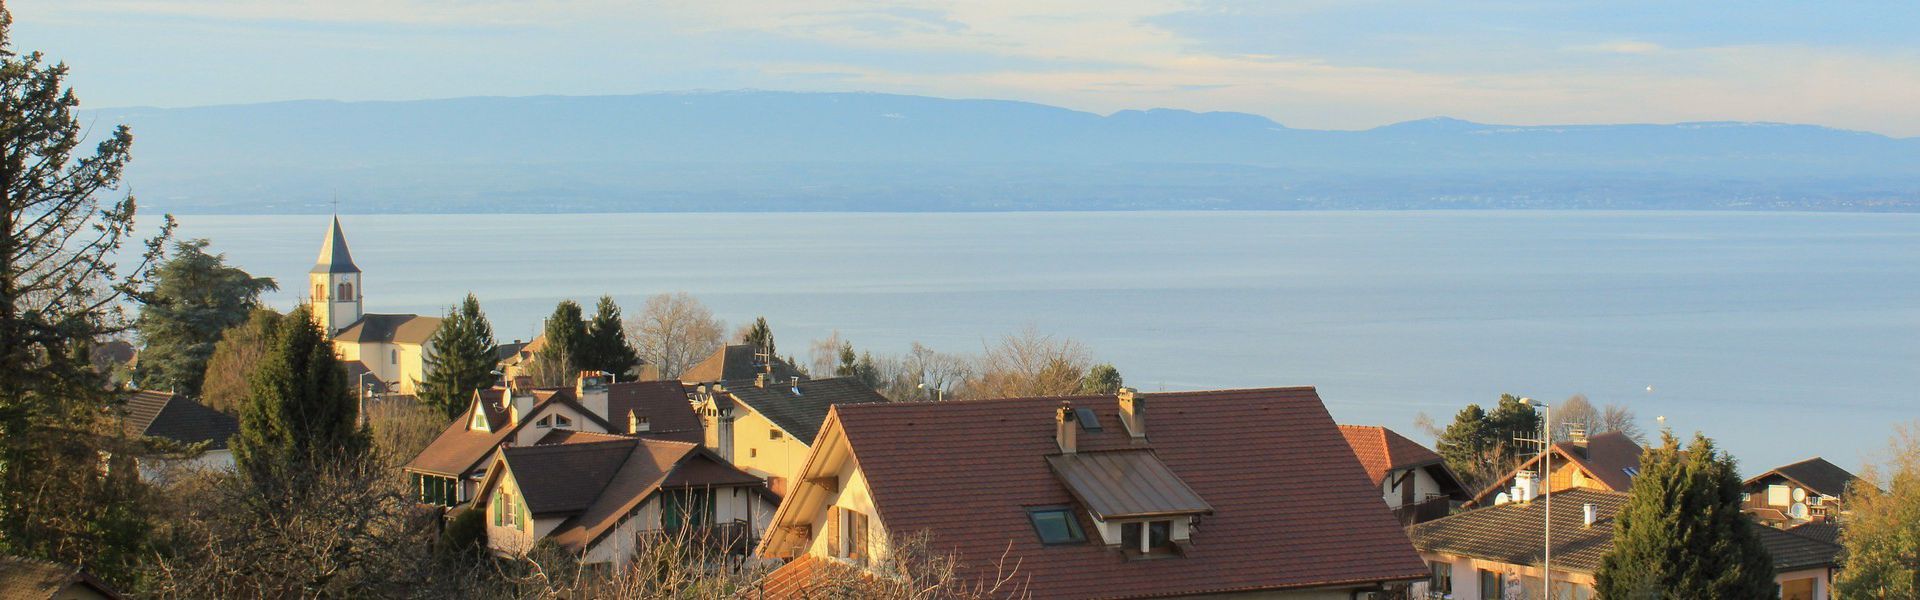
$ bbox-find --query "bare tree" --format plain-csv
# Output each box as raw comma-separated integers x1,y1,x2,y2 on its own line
808,330,846,377
971,326,1091,399
1600,403,1646,443
1551,394,1599,441
625,292,725,380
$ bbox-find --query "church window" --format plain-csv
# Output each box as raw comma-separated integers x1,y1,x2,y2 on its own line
391,349,398,365
339,281,353,300
314,283,324,300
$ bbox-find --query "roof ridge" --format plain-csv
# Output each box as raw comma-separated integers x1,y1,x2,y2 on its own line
506,437,637,454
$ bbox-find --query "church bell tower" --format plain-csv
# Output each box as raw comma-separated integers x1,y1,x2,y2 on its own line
310,216,363,336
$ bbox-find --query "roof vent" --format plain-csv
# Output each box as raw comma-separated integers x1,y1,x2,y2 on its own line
790,376,802,396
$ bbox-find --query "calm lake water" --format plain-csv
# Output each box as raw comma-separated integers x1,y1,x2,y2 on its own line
164,211,1920,473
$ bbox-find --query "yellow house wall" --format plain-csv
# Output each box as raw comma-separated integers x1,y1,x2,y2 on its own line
329,339,433,396
729,409,815,484
804,459,889,565
485,470,543,555
580,485,778,565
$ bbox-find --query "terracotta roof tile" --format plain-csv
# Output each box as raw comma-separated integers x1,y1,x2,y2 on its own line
1748,457,1859,498
1471,432,1644,506
828,387,1429,599
1339,424,1444,486
607,380,703,443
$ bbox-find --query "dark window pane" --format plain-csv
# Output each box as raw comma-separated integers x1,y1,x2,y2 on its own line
1148,520,1171,548
1121,521,1141,549
1028,508,1085,544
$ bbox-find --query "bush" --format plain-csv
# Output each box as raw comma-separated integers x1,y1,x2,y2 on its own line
440,507,486,556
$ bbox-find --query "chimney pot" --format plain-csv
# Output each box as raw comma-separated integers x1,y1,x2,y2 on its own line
1117,387,1145,441
756,373,767,388
1055,401,1078,454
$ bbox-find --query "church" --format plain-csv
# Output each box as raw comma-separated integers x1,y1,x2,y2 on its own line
309,217,441,397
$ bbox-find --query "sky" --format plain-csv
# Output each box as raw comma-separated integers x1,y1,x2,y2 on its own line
17,0,1920,136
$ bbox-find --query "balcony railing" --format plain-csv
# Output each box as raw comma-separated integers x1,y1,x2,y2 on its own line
1393,495,1455,526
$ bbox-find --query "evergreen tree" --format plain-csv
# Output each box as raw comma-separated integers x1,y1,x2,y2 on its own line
579,295,638,377
835,342,858,378
1595,432,1775,599
132,239,276,398
0,3,174,582
232,307,370,496
742,316,775,357
418,294,497,418
540,300,587,377
1078,363,1124,394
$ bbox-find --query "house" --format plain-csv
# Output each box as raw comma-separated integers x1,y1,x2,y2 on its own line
1406,488,1843,600
1340,425,1470,524
691,376,888,496
306,216,441,396
402,374,703,507
679,344,803,384
0,556,124,600
754,387,1431,599
1741,457,1859,527
1469,431,1643,507
475,436,775,565
116,390,238,480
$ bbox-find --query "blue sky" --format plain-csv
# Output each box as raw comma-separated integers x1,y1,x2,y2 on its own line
18,0,1920,136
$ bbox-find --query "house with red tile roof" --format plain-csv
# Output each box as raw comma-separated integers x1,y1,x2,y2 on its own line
752,387,1430,600
1741,456,1860,527
1339,425,1470,524
691,376,888,497
475,436,775,565
1468,431,1644,507
402,374,703,507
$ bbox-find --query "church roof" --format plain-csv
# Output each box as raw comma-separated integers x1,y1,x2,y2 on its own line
334,314,442,345
311,216,361,274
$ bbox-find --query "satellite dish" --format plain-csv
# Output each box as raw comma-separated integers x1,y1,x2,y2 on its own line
1495,492,1512,506
1789,503,1809,519
1792,488,1807,502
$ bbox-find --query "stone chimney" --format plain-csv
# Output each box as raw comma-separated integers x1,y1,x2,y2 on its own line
1117,387,1145,441
755,372,768,388
1568,425,1590,459
576,371,610,420
1055,401,1078,454
1583,503,1598,528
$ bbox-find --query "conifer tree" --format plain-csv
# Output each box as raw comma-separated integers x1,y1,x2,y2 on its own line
580,295,638,378
232,307,370,496
0,2,173,581
540,300,587,377
1595,432,1775,599
419,294,497,418
132,239,276,398
1078,363,1124,394
742,316,775,357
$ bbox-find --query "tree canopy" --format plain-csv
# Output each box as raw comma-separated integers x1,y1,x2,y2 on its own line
1594,432,1775,599
626,292,724,379
231,307,370,497
418,293,497,418
1835,423,1920,598
578,295,638,378
1433,395,1540,491
133,238,276,398
0,3,173,582
199,307,281,414
539,300,587,378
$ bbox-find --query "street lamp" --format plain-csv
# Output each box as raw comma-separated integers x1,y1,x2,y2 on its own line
1523,397,1552,599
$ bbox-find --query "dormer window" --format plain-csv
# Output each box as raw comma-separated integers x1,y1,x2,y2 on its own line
629,412,649,433
1027,507,1086,545
1120,520,1174,556
470,408,489,431
536,416,552,429
554,414,572,428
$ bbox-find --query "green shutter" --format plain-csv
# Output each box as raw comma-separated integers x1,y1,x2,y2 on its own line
493,491,503,526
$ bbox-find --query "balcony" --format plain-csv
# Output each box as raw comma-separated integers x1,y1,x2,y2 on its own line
1393,495,1455,526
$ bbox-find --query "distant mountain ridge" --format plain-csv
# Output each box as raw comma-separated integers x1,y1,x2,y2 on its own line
84,91,1920,213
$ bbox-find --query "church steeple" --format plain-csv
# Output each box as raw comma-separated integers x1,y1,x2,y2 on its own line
311,215,361,274
309,216,363,336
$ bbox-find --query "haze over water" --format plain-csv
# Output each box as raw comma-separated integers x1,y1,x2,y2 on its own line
164,211,1920,473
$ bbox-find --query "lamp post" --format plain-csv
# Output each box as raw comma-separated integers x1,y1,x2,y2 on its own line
1523,397,1552,599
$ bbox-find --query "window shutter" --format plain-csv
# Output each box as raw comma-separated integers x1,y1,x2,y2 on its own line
825,507,842,557
493,492,502,526
852,511,870,562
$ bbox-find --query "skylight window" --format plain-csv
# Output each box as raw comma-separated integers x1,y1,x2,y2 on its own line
1027,507,1086,545
1622,467,1640,478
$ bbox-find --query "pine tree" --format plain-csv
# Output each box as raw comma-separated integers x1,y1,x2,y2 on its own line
1595,432,1776,599
540,300,587,378
232,307,370,496
742,316,775,357
0,3,174,581
132,239,276,398
580,295,638,378
418,294,497,418
1078,363,1124,394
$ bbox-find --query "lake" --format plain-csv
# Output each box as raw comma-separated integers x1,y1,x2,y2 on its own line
163,211,1920,473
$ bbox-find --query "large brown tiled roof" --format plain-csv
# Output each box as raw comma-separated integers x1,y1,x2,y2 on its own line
119,390,238,450
1471,432,1644,506
490,438,762,551
726,377,886,443
1339,424,1444,486
680,344,802,384
607,380,703,443
1747,457,1859,498
1409,488,1840,573
826,387,1429,599
505,440,641,516
1784,521,1842,546
332,313,442,345
0,555,123,600
405,398,514,478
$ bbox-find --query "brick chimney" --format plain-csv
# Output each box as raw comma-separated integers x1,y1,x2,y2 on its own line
1117,387,1145,441
509,385,535,427
1055,401,1078,454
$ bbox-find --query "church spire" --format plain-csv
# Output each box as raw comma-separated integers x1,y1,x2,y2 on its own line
311,215,361,274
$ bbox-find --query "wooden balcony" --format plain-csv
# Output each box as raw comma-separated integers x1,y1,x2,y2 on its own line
1393,495,1455,526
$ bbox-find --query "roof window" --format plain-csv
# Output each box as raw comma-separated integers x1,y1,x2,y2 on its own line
1027,506,1086,545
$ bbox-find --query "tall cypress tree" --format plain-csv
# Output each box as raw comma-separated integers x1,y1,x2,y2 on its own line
580,295,638,378
538,300,588,381
1595,432,1775,599
418,294,497,418
232,306,369,495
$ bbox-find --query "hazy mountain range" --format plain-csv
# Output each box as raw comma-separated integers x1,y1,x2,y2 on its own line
84,91,1920,213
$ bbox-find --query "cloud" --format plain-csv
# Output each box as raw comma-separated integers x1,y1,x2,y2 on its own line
1567,40,1666,55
